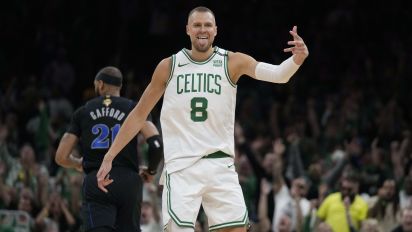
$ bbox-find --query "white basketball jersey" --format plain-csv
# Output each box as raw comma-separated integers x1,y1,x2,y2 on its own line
160,47,237,173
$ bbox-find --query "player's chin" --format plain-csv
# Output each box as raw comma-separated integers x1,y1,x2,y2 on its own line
195,44,211,53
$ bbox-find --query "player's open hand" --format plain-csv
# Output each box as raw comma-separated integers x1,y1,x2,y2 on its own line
283,26,309,65
96,159,114,193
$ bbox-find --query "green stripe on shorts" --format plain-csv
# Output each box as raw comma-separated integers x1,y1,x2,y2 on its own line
209,211,248,231
166,173,194,228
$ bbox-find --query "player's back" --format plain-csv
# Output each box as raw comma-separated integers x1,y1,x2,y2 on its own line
71,95,138,173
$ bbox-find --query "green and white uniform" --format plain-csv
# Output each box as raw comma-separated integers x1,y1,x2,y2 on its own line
160,46,237,173
160,47,248,231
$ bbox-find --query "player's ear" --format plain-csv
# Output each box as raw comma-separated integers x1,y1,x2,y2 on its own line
214,26,217,36
97,80,104,92
186,24,190,36
101,82,108,92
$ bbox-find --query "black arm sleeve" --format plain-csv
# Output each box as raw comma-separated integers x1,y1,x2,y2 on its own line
146,135,163,173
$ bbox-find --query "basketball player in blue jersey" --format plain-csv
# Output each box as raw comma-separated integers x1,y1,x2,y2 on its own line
56,66,163,232
97,6,308,232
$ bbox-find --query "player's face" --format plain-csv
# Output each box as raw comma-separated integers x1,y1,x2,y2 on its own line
186,11,217,53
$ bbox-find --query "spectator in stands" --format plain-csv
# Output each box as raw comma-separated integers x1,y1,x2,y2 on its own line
317,173,368,232
368,178,400,231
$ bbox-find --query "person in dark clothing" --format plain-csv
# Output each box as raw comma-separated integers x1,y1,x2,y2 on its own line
55,66,163,232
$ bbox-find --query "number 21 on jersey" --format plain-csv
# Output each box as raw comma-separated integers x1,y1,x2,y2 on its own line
91,124,120,149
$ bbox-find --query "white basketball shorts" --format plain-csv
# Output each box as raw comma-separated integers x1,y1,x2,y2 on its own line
162,156,248,231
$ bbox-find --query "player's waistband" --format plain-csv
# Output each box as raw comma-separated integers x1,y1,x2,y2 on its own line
202,151,231,159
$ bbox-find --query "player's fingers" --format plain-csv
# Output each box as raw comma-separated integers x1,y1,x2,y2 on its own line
103,178,114,186
294,47,309,54
289,30,302,41
292,46,305,51
287,41,305,47
284,47,306,55
97,181,108,193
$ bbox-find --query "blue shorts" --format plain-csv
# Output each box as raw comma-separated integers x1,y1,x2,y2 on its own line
82,167,142,231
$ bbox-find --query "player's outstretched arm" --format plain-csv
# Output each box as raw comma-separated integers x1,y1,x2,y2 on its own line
97,58,171,192
230,25,308,84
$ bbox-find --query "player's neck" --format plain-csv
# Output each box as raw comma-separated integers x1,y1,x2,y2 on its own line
100,91,120,97
188,47,215,62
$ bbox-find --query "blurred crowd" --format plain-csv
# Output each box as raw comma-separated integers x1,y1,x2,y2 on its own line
1,0,411,231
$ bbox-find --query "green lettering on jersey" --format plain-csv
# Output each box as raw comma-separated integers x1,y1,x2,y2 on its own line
175,73,222,95
191,73,197,92
215,74,222,95
177,74,184,94
207,74,214,93
184,74,191,93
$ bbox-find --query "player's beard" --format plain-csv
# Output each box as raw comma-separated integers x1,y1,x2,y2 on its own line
193,38,213,53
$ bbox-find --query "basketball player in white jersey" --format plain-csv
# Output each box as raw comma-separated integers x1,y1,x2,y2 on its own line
97,6,308,232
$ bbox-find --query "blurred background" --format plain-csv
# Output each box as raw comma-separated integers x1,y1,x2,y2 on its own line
1,0,411,231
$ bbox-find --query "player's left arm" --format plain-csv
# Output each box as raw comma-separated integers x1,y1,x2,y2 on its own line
139,121,163,182
55,133,83,172
228,25,308,84
97,57,170,192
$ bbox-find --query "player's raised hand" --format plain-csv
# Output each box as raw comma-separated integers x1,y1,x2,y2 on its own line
96,158,114,193
283,26,309,65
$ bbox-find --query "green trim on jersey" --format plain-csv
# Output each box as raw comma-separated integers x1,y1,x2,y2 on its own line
166,173,195,228
209,211,249,231
166,55,176,87
182,47,219,64
224,50,236,87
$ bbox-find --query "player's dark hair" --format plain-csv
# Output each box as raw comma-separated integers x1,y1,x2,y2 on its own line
188,6,215,20
95,66,122,87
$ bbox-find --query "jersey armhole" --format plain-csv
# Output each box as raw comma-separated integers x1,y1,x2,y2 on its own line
165,55,176,87
224,50,236,87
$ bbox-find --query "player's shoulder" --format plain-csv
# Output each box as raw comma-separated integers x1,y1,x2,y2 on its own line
107,96,136,110
83,96,103,109
159,56,173,68
226,51,255,70
161,48,188,66
72,104,87,119
227,51,250,60
212,46,229,56
114,95,134,102
151,56,175,83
